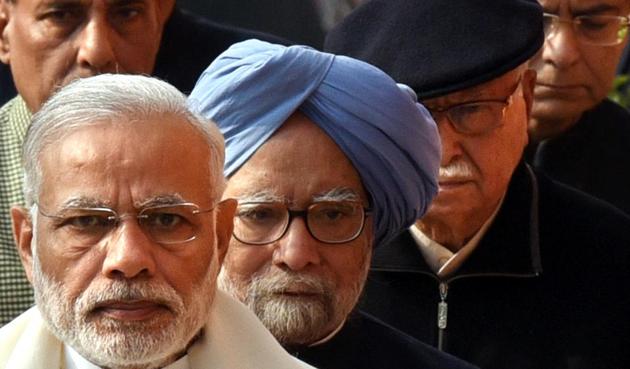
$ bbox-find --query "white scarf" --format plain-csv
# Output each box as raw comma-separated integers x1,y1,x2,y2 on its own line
0,290,315,369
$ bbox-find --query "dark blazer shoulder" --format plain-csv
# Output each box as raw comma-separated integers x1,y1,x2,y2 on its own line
153,8,287,94
298,310,478,369
536,169,630,240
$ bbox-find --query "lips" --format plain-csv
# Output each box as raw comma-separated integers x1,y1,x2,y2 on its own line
535,82,586,99
92,300,171,321
271,282,323,298
439,176,474,186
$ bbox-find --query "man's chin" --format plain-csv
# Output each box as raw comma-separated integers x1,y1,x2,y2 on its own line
83,309,176,338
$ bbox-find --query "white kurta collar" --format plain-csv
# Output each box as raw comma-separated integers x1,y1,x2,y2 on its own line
64,345,190,369
412,195,505,278
0,290,314,369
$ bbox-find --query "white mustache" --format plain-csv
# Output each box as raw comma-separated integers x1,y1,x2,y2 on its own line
439,160,475,179
76,280,183,316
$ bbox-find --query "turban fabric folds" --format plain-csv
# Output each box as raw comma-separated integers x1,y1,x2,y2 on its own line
189,39,440,247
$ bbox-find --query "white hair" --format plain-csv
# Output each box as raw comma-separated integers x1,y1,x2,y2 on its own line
22,74,226,207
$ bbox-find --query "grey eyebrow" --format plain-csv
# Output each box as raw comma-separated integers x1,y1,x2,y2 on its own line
60,197,112,210
237,190,288,204
136,194,188,208
54,194,190,213
312,188,360,203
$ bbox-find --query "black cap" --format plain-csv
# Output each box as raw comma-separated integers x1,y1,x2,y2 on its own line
324,0,544,99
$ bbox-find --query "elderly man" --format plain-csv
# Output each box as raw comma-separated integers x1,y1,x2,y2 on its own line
0,74,313,369
187,39,477,369
325,1,630,368
0,0,278,326
526,0,630,215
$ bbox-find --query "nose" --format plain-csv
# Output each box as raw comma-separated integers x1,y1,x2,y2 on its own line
272,217,321,271
543,22,581,69
76,16,117,73
436,115,465,166
101,220,156,280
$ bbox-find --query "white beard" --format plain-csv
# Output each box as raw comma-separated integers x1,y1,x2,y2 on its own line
218,263,367,347
32,248,219,369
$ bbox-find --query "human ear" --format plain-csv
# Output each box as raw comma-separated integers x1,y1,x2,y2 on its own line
11,206,35,284
214,198,237,266
522,68,537,119
0,0,11,65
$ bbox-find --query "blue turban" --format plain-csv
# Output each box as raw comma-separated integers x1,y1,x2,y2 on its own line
188,39,440,247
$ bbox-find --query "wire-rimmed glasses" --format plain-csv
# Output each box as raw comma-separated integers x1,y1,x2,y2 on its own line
543,12,630,46
36,202,216,246
425,76,523,136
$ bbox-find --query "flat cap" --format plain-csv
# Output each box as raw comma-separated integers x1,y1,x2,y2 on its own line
324,0,544,99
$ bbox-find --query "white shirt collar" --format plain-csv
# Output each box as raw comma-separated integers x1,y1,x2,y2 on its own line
64,344,191,369
308,319,346,347
411,195,505,279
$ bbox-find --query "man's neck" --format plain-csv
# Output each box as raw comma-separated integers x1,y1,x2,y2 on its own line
417,194,506,252
528,115,580,142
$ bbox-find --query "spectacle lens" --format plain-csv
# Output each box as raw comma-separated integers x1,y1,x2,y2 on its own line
38,203,213,246
543,13,630,46
428,76,521,136
233,201,370,245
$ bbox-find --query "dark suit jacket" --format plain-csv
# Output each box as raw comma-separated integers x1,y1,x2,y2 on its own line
293,310,478,369
0,7,282,105
361,163,630,369
527,99,630,215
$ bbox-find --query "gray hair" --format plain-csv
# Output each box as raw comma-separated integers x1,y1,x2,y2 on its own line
23,74,226,207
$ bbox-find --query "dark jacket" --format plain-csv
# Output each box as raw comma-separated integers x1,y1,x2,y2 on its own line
361,163,630,369
293,310,478,369
527,99,630,215
0,7,282,105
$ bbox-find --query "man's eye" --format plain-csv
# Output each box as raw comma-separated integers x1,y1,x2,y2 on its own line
314,204,356,222
42,8,81,24
322,210,344,221
65,215,110,230
114,7,141,21
146,212,184,229
452,103,485,117
580,17,610,30
237,207,278,223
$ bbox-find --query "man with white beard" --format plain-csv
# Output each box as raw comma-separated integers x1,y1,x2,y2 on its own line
0,74,314,369
325,0,630,368
188,39,478,369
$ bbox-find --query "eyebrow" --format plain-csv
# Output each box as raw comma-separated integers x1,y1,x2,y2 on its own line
54,194,191,212
59,197,112,210
37,0,146,10
106,0,150,8
312,187,360,202
571,4,621,16
38,0,83,5
136,194,188,208
34,0,83,14
236,190,288,204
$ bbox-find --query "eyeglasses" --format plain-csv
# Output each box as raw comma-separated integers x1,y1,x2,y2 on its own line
543,12,630,46
426,76,522,136
233,201,372,245
37,202,215,246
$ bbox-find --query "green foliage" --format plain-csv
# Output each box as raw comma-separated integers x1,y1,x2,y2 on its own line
609,74,630,108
